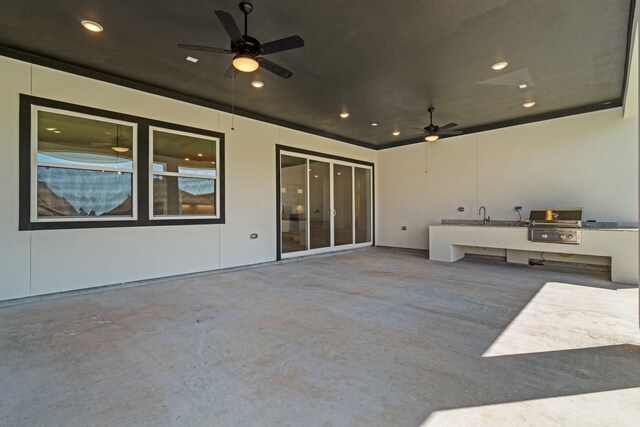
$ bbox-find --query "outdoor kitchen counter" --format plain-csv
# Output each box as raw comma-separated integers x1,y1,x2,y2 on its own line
429,224,638,284
440,219,638,229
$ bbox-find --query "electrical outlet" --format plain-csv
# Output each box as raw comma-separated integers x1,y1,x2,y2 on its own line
401,226,407,231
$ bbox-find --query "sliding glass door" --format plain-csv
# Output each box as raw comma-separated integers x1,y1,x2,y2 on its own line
280,155,307,254
280,151,373,257
355,167,372,243
309,159,331,250
333,164,353,246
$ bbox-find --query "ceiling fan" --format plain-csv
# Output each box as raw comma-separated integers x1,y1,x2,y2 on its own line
414,107,463,141
178,1,304,79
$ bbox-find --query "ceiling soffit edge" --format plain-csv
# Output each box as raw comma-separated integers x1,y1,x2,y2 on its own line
378,101,622,151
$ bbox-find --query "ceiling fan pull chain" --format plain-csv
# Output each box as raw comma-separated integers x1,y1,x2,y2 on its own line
425,142,428,174
231,69,235,131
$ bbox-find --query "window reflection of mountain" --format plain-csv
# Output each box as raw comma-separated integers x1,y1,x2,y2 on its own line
38,181,133,217
153,175,215,215
37,167,132,217
37,181,79,216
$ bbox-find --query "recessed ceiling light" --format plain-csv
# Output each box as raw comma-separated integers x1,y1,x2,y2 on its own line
185,157,190,161
340,112,350,119
251,80,264,88
602,101,613,105
491,61,508,70
53,130,61,134
314,175,319,178
111,146,129,153
45,127,57,131
371,123,378,126
105,131,112,135
186,56,199,63
81,20,103,32
211,161,216,164
522,101,536,108
197,153,203,157
518,84,527,89
392,131,400,136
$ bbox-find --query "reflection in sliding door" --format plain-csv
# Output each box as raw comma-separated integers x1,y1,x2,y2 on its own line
334,164,353,246
281,155,308,253
355,167,372,243
309,160,331,249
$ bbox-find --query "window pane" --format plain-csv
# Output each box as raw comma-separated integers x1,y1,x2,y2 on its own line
153,175,216,216
355,168,372,243
309,160,331,249
152,130,216,176
281,155,308,253
334,164,353,246
37,111,134,169
37,166,132,218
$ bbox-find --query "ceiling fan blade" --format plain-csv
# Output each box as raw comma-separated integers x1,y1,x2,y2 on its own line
410,127,427,132
440,130,464,136
222,64,239,79
438,122,458,131
261,35,305,55
257,57,293,78
178,43,232,54
215,10,244,45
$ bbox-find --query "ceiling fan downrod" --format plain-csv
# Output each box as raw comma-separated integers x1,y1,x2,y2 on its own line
240,1,253,37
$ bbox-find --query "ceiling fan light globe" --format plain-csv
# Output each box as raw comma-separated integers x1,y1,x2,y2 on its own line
233,54,259,72
425,134,439,142
111,146,130,153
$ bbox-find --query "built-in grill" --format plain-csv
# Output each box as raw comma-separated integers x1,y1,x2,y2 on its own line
528,208,582,244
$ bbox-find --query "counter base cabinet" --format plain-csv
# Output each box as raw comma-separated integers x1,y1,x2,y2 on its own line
429,226,638,285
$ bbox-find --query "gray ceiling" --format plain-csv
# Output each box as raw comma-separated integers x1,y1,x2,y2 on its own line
0,0,634,148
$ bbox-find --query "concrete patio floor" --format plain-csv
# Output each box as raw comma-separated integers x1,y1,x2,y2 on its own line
1,248,639,426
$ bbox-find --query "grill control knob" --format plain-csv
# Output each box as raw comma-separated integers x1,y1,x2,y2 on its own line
541,233,548,239
568,234,574,239
560,234,566,240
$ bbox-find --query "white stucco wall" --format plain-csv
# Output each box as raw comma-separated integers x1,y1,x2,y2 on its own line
377,107,639,252
0,56,376,301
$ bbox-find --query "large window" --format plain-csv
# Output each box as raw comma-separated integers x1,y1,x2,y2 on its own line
150,127,219,219
19,95,225,230
33,107,137,221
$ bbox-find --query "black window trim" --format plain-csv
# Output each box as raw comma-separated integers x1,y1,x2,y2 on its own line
19,94,225,230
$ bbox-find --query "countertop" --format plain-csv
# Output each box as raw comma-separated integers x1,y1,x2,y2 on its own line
439,219,638,231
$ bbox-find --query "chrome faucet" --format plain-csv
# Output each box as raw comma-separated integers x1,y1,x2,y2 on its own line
479,206,490,225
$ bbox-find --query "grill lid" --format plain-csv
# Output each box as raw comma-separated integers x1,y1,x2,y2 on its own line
529,208,582,229
529,208,582,221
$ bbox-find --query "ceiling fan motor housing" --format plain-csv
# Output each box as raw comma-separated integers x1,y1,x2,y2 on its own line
232,36,262,56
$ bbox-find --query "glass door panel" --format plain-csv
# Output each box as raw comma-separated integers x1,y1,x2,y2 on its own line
333,164,353,246
309,160,331,249
355,167,372,243
281,155,308,253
